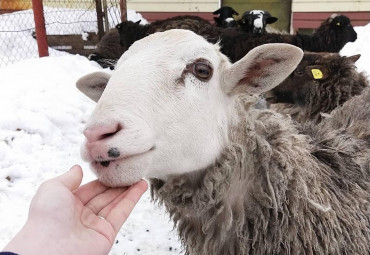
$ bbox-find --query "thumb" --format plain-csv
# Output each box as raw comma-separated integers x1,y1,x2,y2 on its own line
55,165,83,191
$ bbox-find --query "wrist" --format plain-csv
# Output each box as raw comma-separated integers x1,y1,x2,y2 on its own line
3,220,67,255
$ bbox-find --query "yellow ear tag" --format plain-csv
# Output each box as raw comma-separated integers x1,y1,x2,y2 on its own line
336,22,341,26
311,69,323,79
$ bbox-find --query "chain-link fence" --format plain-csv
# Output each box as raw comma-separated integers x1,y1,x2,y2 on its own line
0,0,121,68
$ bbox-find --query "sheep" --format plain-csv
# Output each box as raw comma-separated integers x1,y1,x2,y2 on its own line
215,14,358,62
90,16,212,69
117,16,214,46
146,15,212,33
76,29,370,255
213,6,239,28
264,52,368,124
116,18,218,49
238,10,278,34
115,14,357,65
87,27,125,69
311,86,370,143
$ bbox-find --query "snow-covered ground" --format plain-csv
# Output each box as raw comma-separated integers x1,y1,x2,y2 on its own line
0,9,181,255
0,8,369,255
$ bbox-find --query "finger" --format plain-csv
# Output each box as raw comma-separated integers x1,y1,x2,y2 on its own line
85,187,127,215
53,165,83,191
73,180,110,204
106,180,148,234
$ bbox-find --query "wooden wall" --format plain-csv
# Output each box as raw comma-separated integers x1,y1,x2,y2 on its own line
292,0,370,12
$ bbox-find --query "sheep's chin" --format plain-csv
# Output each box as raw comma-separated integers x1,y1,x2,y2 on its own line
90,157,151,187
97,174,141,187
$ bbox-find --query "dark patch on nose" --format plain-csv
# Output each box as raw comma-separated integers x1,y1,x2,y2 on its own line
100,161,110,167
108,147,120,158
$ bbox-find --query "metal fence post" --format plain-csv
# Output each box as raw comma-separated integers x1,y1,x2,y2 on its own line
32,0,49,57
120,0,127,21
95,0,105,39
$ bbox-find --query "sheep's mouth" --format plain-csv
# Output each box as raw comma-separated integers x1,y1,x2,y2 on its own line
93,147,155,168
93,159,115,168
94,156,129,168
99,160,111,167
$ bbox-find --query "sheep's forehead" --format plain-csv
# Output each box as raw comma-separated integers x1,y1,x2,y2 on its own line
121,30,222,64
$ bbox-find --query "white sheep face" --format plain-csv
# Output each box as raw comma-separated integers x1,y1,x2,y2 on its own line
77,29,303,187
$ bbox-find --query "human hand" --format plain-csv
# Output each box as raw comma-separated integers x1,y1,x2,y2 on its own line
3,165,148,255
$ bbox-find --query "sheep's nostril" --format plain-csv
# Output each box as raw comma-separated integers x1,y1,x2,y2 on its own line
84,123,122,142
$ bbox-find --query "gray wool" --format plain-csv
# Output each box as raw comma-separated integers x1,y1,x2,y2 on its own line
150,95,370,255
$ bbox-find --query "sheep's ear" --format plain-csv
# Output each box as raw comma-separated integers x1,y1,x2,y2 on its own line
266,16,278,24
76,71,111,102
231,8,239,15
223,43,303,95
213,8,221,15
347,54,361,63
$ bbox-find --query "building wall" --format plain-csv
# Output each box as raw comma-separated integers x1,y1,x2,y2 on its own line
127,0,219,23
292,0,370,12
127,0,219,12
0,0,31,13
292,0,370,32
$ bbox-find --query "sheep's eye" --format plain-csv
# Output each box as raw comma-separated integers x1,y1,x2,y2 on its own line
193,62,212,81
295,69,304,76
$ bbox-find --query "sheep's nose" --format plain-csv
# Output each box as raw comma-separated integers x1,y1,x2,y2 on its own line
84,123,122,143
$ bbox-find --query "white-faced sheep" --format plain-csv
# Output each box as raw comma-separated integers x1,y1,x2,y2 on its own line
76,30,370,255
238,10,278,34
265,52,368,124
213,6,239,28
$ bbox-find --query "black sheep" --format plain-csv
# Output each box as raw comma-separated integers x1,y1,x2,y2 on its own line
265,52,368,124
113,14,356,68
116,16,216,52
213,6,239,28
89,16,212,69
87,28,125,69
214,14,357,62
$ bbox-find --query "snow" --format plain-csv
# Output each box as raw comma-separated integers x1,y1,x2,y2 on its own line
0,9,181,255
0,7,369,255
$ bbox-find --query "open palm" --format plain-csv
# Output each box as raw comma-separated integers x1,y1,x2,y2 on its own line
4,165,148,255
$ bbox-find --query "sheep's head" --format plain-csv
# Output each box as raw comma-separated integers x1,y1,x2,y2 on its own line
116,20,147,52
213,6,239,28
316,14,357,50
330,15,357,43
77,29,302,187
238,10,278,34
265,52,361,106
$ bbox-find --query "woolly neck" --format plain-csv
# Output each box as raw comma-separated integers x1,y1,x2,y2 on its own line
149,98,370,254
150,105,321,254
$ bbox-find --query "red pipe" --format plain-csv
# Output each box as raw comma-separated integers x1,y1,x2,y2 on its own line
32,0,49,57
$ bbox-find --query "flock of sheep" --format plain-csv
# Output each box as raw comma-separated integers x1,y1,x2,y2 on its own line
78,7,369,255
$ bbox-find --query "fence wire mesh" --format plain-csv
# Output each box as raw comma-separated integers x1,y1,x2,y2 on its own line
0,0,121,68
